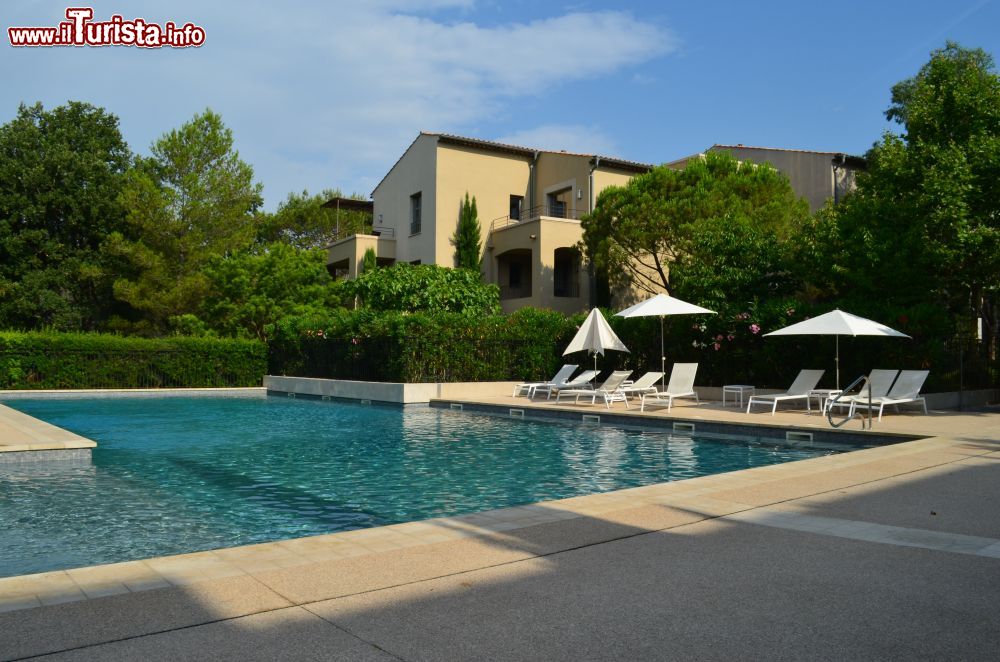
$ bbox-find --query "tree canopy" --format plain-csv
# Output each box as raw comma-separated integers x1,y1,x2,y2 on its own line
801,42,1000,342
0,101,131,330
582,150,807,304
105,109,264,332
258,188,371,250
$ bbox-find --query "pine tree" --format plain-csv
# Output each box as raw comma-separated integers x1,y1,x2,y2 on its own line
451,192,481,272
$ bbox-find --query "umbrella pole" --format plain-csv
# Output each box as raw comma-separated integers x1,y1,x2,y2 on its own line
660,315,666,388
835,335,840,390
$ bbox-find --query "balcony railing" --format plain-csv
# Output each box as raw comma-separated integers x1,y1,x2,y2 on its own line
491,205,587,232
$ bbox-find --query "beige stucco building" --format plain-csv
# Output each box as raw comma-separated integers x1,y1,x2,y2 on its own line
667,144,865,212
327,135,865,313
326,132,651,314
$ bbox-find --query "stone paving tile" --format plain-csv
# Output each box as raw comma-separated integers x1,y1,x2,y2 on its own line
2,398,997,620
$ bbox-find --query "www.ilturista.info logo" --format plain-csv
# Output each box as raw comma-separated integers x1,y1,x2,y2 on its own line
8,7,205,48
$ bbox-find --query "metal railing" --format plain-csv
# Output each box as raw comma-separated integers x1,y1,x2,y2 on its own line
826,374,873,430
490,205,588,233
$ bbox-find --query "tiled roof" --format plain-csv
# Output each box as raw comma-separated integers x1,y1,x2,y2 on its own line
711,144,864,160
428,132,654,171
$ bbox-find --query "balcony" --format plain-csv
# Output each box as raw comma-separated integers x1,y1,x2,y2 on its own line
490,205,587,233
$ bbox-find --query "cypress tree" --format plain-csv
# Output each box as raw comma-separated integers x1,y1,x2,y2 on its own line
452,192,481,272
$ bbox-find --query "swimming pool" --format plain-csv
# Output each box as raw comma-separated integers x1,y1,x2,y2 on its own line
2,395,861,577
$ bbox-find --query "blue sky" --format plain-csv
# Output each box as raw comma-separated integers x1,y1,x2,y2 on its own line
3,1,999,209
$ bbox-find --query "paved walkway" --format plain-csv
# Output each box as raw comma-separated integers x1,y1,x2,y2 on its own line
1,397,998,660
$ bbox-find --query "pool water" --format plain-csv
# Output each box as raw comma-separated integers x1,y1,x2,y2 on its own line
2,396,841,577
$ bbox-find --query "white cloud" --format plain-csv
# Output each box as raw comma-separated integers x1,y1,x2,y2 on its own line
1,2,677,205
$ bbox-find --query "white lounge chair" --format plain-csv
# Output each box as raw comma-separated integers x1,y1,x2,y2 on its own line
746,369,825,415
827,369,898,413
850,369,929,421
532,370,599,400
556,370,633,408
513,364,578,397
640,363,699,412
618,371,665,401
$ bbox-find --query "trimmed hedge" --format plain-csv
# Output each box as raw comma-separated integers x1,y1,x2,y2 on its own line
267,308,579,383
0,332,266,389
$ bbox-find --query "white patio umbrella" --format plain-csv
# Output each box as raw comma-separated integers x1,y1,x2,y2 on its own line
615,294,716,387
563,308,630,378
763,309,911,389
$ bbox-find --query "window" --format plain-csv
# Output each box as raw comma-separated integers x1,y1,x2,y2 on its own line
509,195,524,220
410,192,422,235
547,188,571,218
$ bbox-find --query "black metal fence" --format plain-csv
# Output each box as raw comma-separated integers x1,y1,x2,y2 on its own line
269,332,999,394
268,336,565,384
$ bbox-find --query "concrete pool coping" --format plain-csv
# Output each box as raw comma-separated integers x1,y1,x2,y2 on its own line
0,390,998,659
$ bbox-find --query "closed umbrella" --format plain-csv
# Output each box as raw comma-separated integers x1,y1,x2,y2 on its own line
563,308,629,378
763,309,910,389
615,294,716,387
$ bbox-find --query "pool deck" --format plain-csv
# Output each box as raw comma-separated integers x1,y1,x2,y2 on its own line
1,392,999,660
0,403,95,456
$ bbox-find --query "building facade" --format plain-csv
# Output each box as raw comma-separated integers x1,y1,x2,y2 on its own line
667,144,865,212
326,132,651,314
326,135,864,312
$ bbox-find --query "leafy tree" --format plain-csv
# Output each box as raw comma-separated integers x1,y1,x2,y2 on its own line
191,243,342,340
805,42,1000,344
258,188,371,250
343,263,499,315
105,109,264,332
451,192,481,272
0,101,132,330
361,247,378,273
582,151,807,300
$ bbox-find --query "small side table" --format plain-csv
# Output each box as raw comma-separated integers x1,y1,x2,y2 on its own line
808,389,842,414
723,384,755,408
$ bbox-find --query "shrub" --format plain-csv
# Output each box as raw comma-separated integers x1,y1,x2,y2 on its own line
339,263,499,315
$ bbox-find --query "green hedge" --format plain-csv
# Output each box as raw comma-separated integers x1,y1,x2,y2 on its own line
0,332,266,389
267,308,580,383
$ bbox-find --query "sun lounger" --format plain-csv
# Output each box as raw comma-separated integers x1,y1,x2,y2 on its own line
746,369,824,415
827,369,898,413
513,364,578,397
850,369,929,421
618,372,665,401
640,363,699,412
556,371,633,408
532,370,599,400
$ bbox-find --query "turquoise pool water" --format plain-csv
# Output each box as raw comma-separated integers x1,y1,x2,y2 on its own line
2,396,844,577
